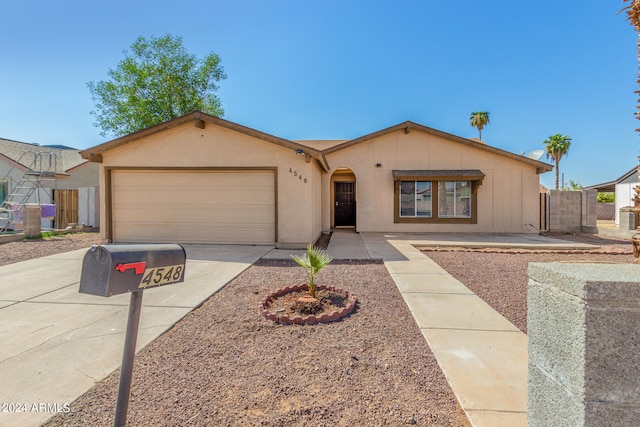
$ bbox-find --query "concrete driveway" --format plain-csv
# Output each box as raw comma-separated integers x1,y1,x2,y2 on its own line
0,244,272,427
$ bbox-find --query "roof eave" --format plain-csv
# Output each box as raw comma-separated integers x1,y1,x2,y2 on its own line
324,121,554,173
80,111,329,172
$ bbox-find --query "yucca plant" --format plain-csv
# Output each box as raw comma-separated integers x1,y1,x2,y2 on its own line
291,244,333,298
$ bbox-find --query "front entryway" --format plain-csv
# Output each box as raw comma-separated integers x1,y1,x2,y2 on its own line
334,181,356,227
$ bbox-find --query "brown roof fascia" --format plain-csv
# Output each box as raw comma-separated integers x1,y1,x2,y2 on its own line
80,111,329,172
65,160,91,173
324,121,553,174
392,169,486,180
0,152,29,172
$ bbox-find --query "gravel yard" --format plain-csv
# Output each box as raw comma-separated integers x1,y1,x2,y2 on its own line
0,232,106,266
44,259,469,426
2,231,633,426
422,233,634,334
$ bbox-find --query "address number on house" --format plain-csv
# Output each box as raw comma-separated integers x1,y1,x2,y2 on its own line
139,265,185,288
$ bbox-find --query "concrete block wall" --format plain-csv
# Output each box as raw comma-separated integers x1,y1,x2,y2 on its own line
528,263,640,427
596,202,615,220
581,190,597,230
619,207,637,232
549,190,597,233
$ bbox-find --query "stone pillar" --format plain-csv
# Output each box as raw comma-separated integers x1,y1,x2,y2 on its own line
528,263,640,427
581,189,598,233
619,206,637,231
23,204,41,238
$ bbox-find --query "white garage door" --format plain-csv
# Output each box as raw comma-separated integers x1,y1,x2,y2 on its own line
111,170,275,244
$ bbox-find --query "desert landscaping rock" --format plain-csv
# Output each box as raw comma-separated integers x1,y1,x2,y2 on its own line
0,232,107,266
42,259,469,426
423,234,633,334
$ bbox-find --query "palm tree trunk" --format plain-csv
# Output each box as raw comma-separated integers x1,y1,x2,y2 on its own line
555,158,560,190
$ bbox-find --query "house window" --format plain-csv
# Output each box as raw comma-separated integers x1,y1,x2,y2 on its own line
438,181,471,218
0,179,7,203
393,170,484,224
400,181,432,217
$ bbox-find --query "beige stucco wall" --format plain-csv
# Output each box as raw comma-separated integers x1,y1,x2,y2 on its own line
323,129,543,233
48,162,99,190
96,122,322,246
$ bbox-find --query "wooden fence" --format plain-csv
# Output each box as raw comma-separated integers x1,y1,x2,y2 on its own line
540,192,549,232
54,189,78,229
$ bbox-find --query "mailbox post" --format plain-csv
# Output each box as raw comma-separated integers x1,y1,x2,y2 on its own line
80,244,186,427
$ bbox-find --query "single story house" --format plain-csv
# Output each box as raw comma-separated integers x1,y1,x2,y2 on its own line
0,138,100,228
80,111,552,248
584,166,639,225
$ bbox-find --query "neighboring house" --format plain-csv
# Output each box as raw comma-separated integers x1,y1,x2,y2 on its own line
584,166,639,225
80,111,553,247
0,138,100,229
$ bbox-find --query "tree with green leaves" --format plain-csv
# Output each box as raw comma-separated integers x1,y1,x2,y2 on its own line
88,34,227,137
543,133,572,190
469,111,490,140
562,179,583,191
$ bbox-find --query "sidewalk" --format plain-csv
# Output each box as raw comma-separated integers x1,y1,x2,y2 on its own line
329,230,598,427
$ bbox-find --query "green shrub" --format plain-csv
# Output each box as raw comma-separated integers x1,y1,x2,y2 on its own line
597,192,615,203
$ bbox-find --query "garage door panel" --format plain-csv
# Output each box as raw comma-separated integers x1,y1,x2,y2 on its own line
112,170,275,244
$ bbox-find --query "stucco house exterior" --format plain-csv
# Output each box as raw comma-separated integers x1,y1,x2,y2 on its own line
0,138,99,229
81,111,552,247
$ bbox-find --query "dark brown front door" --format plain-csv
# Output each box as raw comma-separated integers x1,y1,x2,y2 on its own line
334,182,356,227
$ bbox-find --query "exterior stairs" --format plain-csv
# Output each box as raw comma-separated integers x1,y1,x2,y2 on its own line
0,152,57,233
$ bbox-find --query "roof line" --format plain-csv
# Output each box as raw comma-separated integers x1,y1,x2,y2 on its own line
80,111,330,172
79,114,553,175
324,120,553,173
0,152,29,171
583,165,638,190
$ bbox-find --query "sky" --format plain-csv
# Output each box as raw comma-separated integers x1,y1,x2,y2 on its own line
0,0,638,189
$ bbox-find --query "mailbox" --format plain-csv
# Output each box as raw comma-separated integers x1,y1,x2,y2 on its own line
80,244,186,297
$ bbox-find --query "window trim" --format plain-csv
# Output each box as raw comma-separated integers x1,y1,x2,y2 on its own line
400,180,432,218
393,170,484,224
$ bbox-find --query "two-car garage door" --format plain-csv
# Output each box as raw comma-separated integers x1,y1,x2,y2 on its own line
111,170,275,244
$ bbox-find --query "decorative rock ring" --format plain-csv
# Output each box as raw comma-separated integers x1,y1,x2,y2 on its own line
260,284,357,325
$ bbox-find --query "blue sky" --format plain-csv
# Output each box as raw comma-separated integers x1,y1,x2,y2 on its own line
0,1,637,189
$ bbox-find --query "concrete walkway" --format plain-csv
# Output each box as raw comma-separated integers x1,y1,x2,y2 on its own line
327,230,598,427
0,244,272,427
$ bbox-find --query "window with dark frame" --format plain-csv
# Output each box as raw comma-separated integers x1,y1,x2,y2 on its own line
400,181,432,217
393,170,484,224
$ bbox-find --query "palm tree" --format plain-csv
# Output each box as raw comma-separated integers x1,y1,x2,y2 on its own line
291,245,333,298
543,134,572,190
469,112,490,140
